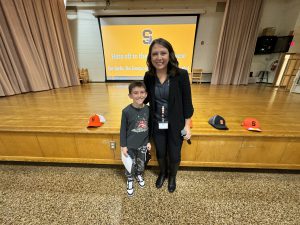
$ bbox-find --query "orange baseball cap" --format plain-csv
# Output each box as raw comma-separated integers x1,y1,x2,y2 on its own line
87,114,103,128
241,118,262,132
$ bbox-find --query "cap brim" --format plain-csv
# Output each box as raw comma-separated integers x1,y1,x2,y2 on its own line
248,127,262,132
216,126,228,130
209,123,228,130
87,122,103,128
97,114,106,123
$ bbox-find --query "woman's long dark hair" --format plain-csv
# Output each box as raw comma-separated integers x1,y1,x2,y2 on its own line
146,38,179,77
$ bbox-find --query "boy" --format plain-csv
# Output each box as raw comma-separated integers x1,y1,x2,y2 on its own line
120,81,151,197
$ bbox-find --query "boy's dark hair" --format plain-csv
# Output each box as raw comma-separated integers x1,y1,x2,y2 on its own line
146,38,179,77
128,81,146,94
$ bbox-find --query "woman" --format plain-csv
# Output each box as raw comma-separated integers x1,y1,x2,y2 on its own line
143,38,194,193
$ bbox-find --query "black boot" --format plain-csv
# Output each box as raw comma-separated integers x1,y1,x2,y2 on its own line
168,162,179,193
156,158,168,188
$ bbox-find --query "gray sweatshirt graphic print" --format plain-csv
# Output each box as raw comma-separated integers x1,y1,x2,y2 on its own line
120,104,149,150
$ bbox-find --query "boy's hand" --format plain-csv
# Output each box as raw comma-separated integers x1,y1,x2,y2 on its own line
147,143,151,151
121,147,128,156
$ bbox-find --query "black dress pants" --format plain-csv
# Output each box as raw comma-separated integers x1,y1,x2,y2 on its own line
153,123,183,163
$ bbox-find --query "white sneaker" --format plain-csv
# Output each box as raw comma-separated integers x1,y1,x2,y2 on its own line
127,179,134,197
136,174,145,188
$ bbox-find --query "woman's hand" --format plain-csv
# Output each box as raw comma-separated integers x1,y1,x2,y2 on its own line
183,118,192,140
183,125,192,140
147,142,151,151
121,147,128,157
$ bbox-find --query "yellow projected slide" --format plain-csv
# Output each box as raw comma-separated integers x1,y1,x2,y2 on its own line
101,24,196,79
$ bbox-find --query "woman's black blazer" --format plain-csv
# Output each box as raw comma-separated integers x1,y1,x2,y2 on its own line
143,68,194,145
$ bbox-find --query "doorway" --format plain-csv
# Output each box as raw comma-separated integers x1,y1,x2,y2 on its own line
273,53,300,91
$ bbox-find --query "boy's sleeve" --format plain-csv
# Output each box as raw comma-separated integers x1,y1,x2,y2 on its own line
147,105,151,142
120,110,127,147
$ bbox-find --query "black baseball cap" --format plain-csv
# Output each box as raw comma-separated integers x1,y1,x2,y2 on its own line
208,115,228,130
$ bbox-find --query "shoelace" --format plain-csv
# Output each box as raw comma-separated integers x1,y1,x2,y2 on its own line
127,180,133,189
137,175,144,182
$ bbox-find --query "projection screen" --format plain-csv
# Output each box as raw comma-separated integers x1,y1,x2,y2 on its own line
99,16,198,80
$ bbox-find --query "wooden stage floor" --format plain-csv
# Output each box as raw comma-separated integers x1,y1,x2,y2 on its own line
0,83,300,169
0,83,300,136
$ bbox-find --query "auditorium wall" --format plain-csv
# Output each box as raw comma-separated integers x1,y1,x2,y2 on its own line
67,0,224,82
67,0,300,84
250,0,300,84
68,10,106,82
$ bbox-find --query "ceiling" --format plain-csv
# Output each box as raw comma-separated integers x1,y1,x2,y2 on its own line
66,0,226,15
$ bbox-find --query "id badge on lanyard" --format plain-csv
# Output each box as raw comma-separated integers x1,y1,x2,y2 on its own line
158,105,168,129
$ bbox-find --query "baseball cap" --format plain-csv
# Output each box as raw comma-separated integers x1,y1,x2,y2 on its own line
87,114,105,128
208,115,228,130
241,118,262,132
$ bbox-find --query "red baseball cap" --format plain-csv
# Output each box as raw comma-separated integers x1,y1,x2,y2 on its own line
87,114,103,128
241,118,262,132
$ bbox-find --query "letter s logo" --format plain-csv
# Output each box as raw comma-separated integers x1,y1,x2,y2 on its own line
143,29,152,45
